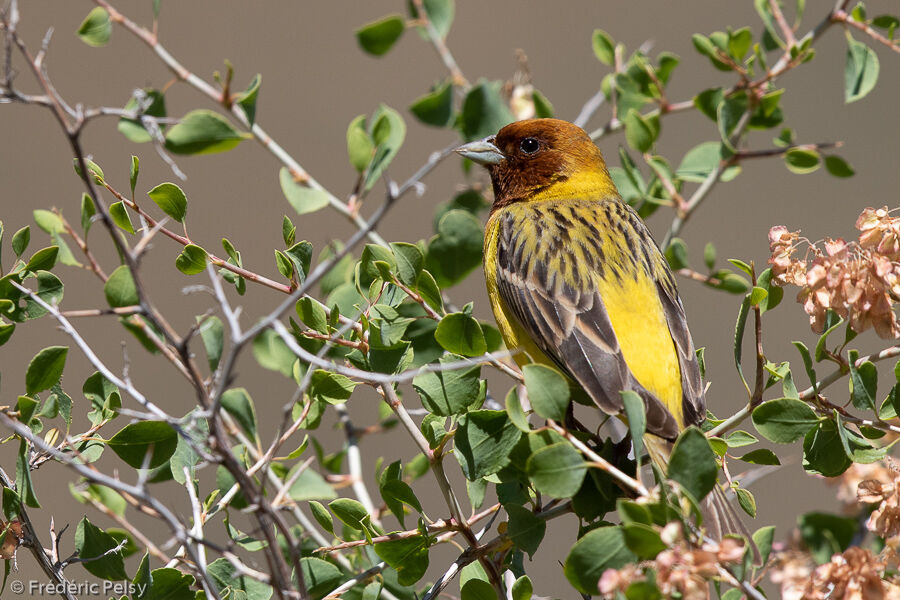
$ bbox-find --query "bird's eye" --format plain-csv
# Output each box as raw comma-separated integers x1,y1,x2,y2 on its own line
520,137,540,154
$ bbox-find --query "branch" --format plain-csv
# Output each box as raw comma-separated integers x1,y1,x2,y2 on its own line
0,468,76,600
93,0,390,246
410,0,468,88
834,9,900,54
707,344,900,438
546,421,649,496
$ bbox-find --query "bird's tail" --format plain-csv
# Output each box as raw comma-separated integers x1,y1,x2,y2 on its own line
643,435,761,565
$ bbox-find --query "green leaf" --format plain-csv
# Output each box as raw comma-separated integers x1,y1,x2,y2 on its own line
363,104,406,191
107,421,178,469
756,267,783,314
435,312,487,357
236,73,261,126
426,210,483,287
564,526,636,595
25,246,59,272
737,448,780,465
165,110,247,155
198,316,224,371
309,501,334,535
73,158,105,184
381,479,423,525
694,87,724,121
329,497,369,530
592,29,615,64
347,115,375,173
77,7,111,47
118,90,167,144
409,0,455,39
505,387,530,432
278,170,331,217
415,270,444,313
356,15,405,56
461,79,515,141
374,536,429,586
288,467,336,501
622,522,667,559
252,329,295,377
505,504,545,558
221,388,258,440
109,202,135,234
624,108,656,152
845,36,880,103
798,512,856,564
621,390,646,462
703,241,717,270
412,356,481,416
175,244,208,275
717,93,748,150
141,567,195,600
390,242,424,286
784,147,820,174
849,358,877,412
16,396,38,427
802,419,852,477
734,291,752,392
83,371,121,426
522,363,570,422
9,271,63,322
33,209,64,234
410,81,454,127
664,237,689,270
455,410,521,479
15,439,39,507
308,370,357,404
824,155,855,178
667,427,717,501
129,156,140,197
736,487,757,517
11,226,30,258
296,297,328,334
26,346,68,395
170,413,207,485
752,525,776,565
752,398,819,443
692,33,732,71
147,182,188,222
526,441,587,498
104,265,138,308
208,557,274,600
511,576,533,600
724,431,758,447
74,517,127,580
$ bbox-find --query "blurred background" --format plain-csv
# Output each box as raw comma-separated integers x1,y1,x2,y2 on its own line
2,0,900,595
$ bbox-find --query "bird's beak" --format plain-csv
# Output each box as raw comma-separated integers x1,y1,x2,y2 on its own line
455,137,505,165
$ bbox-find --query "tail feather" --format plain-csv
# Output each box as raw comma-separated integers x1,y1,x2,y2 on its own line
643,434,761,565
703,484,762,565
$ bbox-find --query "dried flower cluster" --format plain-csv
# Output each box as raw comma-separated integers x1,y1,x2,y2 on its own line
771,547,900,600
768,207,900,338
834,461,894,509
858,458,900,547
769,458,900,599
597,523,745,599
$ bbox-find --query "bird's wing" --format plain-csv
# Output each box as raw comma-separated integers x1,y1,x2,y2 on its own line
493,208,682,439
654,275,706,426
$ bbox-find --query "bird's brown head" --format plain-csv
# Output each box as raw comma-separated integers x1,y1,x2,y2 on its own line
456,118,618,212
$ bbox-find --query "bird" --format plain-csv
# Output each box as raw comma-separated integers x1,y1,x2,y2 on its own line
456,117,755,555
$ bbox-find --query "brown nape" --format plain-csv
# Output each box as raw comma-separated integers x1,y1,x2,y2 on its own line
485,118,610,211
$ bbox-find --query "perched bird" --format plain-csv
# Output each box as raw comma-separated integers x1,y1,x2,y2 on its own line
456,118,753,552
